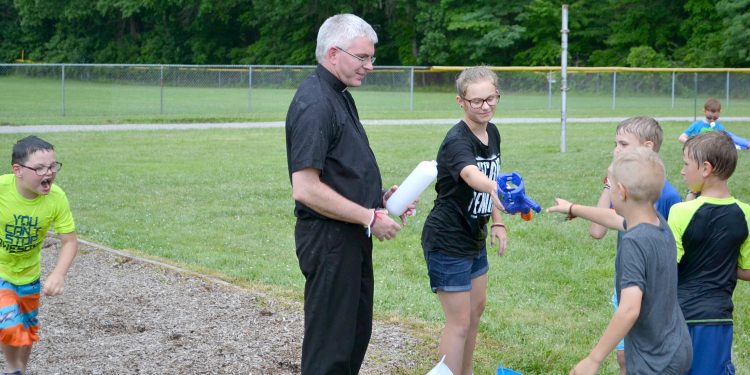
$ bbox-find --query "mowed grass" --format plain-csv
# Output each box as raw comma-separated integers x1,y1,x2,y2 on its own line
3,74,750,125
1,119,749,374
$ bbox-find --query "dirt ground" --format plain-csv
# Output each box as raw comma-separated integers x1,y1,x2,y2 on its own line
13,238,420,374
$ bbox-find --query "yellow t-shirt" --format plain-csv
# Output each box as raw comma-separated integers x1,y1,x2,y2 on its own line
0,174,75,284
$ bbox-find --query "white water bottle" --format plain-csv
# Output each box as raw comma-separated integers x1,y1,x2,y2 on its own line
386,160,438,216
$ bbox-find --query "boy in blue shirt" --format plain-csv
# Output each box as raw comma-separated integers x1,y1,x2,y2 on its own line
678,98,724,144
678,98,749,149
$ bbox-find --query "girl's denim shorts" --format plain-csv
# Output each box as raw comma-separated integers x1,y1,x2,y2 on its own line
423,248,488,293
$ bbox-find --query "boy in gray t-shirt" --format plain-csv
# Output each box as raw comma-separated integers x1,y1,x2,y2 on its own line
548,147,692,374
617,218,691,373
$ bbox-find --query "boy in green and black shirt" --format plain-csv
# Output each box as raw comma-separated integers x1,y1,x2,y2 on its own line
668,130,750,375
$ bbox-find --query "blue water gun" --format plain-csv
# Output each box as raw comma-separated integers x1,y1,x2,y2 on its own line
496,171,541,221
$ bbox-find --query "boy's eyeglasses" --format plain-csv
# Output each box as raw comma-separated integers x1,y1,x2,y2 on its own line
462,94,500,109
335,47,376,65
18,162,63,175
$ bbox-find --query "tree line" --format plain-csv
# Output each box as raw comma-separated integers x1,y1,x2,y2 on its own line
1,0,747,67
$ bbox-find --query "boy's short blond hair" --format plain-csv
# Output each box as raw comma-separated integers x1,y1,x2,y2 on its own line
704,98,721,112
683,131,737,180
610,147,665,205
615,116,663,152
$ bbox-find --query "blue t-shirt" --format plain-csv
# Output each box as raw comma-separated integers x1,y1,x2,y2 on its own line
658,180,681,220
682,119,725,138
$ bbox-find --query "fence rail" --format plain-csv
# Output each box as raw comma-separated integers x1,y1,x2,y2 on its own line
1,64,749,122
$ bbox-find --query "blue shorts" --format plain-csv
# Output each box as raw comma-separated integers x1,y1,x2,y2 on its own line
686,323,734,375
424,248,488,293
611,290,625,351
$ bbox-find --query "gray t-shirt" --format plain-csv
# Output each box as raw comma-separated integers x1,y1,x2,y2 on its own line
616,218,692,374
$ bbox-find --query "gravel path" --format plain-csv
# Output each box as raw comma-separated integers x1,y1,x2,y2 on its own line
20,237,419,374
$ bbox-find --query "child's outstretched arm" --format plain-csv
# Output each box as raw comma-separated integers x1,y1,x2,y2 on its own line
570,286,642,375
460,165,503,211
547,198,625,231
42,232,78,296
589,187,611,239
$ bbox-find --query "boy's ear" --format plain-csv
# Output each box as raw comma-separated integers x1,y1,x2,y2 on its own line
11,164,22,177
616,182,627,201
643,140,654,150
701,160,714,177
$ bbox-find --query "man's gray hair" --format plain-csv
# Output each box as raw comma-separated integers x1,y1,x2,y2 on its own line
315,14,378,64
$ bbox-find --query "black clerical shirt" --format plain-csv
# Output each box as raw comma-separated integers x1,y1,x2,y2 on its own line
285,65,383,220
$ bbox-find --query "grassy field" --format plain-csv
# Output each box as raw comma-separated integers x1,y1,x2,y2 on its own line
3,74,750,125
1,118,749,374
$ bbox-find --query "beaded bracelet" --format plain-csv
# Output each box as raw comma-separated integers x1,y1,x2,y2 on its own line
491,223,506,231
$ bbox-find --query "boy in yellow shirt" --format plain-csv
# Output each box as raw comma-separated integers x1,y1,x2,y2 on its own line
0,136,77,375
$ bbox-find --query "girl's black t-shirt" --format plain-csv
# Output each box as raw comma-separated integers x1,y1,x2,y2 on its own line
422,120,501,257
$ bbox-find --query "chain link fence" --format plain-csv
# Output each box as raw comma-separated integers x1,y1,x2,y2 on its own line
1,64,749,122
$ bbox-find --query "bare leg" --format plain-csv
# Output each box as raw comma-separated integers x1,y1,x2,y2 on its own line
1,343,31,374
437,290,471,374
461,274,487,375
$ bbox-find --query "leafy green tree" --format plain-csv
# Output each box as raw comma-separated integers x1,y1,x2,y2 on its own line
414,1,449,65
512,0,561,66
10,0,261,64
375,1,420,65
0,0,23,62
567,0,612,66
591,0,686,65
626,46,669,67
513,0,613,66
235,1,419,65
12,0,78,62
237,0,323,64
181,0,258,64
445,1,527,65
717,0,750,66
674,0,724,67
1,0,746,67
414,1,528,66
93,0,195,63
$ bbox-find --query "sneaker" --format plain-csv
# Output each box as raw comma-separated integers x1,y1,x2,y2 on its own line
2,371,22,375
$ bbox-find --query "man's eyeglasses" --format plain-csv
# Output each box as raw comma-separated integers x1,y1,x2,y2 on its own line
336,47,376,65
462,94,500,109
18,162,62,176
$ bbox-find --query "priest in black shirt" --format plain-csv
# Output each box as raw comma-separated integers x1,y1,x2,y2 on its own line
285,13,408,375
